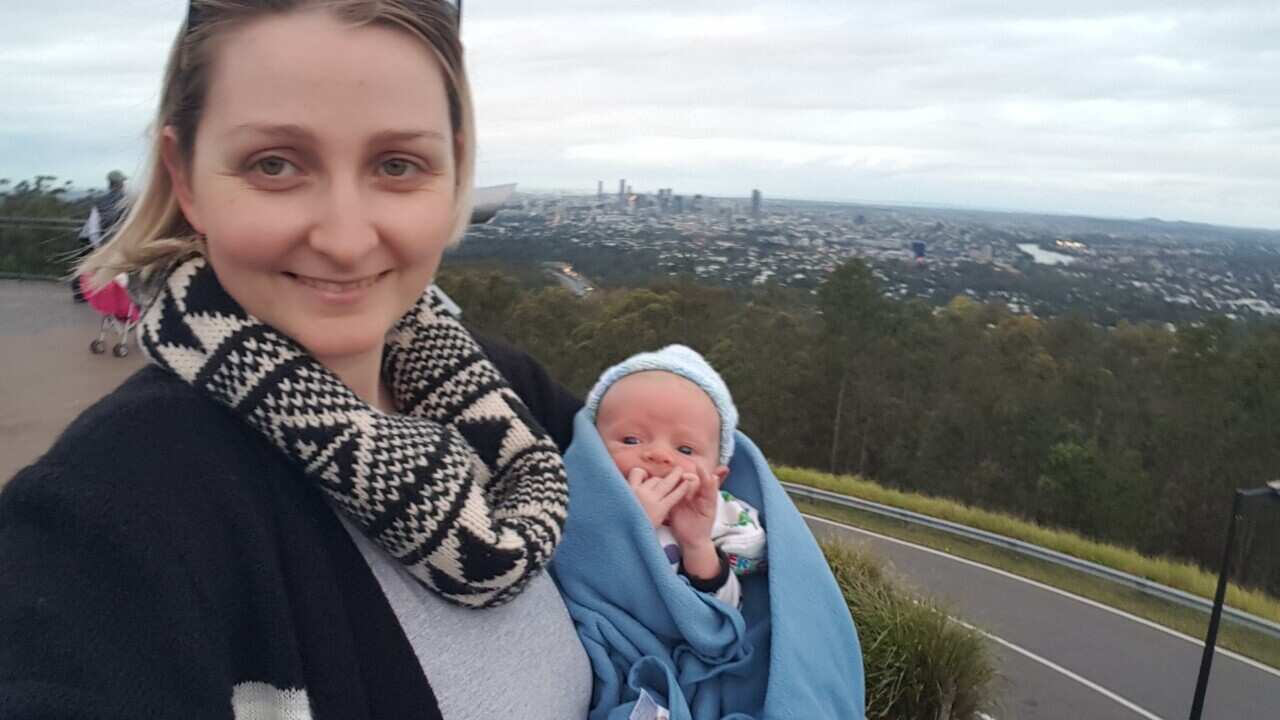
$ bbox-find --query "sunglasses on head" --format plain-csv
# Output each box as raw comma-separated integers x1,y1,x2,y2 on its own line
186,0,463,34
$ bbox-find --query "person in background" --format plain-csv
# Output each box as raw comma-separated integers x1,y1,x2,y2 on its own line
72,170,127,302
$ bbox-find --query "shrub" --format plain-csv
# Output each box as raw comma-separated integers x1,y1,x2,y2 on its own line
823,541,999,720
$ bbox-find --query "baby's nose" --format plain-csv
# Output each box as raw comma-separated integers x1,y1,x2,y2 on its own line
644,447,672,465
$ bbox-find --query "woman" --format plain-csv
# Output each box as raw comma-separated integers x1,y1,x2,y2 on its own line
0,2,592,718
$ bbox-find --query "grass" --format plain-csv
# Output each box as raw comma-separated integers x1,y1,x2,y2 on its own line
796,497,1280,670
778,465,1280,626
823,540,999,720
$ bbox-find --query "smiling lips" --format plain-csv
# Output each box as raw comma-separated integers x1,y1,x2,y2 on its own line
287,271,389,294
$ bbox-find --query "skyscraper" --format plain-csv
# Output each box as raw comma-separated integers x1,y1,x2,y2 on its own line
618,179,626,205
751,189,762,218
597,180,604,199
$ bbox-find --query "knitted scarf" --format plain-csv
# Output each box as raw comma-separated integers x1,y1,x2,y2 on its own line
139,257,568,608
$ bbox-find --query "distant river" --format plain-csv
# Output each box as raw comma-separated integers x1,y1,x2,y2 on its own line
1017,242,1078,266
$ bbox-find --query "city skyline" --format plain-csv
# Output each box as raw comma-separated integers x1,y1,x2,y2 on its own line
2,1,1278,230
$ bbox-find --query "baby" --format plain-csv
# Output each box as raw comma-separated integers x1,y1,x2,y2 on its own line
584,345,766,607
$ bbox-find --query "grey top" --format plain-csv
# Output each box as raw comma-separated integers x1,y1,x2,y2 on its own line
341,519,593,720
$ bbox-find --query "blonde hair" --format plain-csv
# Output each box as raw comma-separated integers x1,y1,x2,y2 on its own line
80,0,475,290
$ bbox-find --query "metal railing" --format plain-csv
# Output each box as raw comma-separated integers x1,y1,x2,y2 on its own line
0,216,82,230
0,216,84,280
783,481,1280,641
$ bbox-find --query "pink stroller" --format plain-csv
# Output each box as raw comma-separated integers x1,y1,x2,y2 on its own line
80,273,141,358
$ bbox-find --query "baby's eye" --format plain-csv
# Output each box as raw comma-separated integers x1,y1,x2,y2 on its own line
678,445,695,455
622,436,640,445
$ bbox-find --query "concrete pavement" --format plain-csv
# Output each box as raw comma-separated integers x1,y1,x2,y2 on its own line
0,279,143,481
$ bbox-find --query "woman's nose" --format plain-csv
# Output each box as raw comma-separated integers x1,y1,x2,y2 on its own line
307,179,378,266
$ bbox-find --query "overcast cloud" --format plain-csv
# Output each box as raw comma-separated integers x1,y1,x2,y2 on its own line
1,1,1277,228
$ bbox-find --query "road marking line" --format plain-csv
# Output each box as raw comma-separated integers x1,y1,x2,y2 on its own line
802,513,1280,680
953,617,1164,720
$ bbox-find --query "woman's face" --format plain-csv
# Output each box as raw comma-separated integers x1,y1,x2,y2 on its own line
166,10,459,365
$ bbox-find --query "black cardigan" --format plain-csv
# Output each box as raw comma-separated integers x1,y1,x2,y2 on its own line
0,335,582,719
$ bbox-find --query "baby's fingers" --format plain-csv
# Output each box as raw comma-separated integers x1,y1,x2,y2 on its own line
649,467,685,496
656,478,693,515
626,467,648,489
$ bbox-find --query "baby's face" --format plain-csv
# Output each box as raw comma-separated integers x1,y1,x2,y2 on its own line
596,371,727,484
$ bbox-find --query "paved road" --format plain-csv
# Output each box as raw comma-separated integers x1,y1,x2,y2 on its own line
806,515,1280,719
542,262,596,297
0,279,143,481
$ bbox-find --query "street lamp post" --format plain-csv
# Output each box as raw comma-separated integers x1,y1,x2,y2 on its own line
1188,480,1280,720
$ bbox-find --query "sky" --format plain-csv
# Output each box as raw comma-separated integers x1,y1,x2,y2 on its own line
2,1,1278,229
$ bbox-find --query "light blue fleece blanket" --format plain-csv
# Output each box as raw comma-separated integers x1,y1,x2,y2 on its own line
550,411,865,720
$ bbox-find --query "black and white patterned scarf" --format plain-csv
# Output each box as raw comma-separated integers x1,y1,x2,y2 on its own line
139,257,568,608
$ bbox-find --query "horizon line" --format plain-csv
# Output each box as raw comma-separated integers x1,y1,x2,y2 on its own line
511,184,1280,235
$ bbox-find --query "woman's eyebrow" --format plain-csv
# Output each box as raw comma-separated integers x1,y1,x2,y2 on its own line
225,123,316,141
369,129,448,144
223,125,446,145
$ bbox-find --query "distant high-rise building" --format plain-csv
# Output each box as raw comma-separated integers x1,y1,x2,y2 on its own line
751,189,762,218
618,180,626,204
674,195,685,213
597,180,604,199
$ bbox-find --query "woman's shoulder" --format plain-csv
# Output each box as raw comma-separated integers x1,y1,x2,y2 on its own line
55,365,254,461
2,367,305,595
9,366,278,507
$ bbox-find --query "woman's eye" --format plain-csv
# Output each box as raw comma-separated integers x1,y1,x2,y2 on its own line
381,158,420,177
678,445,695,455
253,156,295,177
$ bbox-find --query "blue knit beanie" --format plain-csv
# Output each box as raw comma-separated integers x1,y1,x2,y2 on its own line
584,345,737,465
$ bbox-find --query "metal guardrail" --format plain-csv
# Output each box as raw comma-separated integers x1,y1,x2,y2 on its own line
0,216,88,280
783,481,1280,641
0,216,82,230
0,272,62,281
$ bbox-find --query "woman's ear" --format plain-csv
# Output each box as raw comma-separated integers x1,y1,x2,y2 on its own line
160,126,202,233
712,465,730,488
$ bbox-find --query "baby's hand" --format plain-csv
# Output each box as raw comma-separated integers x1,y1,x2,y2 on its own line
667,467,718,551
627,467,694,529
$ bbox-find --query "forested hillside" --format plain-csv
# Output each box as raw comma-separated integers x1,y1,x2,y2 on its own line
438,259,1280,597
